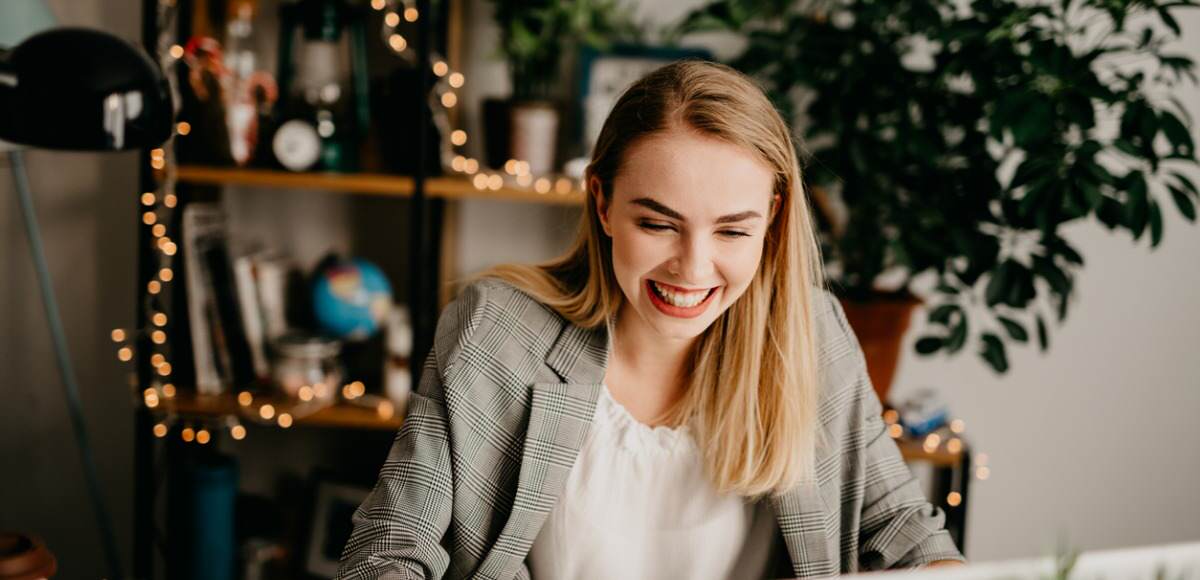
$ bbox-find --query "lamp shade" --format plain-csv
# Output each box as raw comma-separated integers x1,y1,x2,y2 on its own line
0,27,173,151
0,0,56,151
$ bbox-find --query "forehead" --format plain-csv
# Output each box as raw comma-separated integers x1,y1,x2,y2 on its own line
613,128,775,214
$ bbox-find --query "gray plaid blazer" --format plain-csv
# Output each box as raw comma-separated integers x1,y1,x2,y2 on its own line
337,278,964,579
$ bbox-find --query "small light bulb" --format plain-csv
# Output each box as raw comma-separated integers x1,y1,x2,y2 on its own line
947,438,963,454
404,6,418,21
231,424,247,440
144,393,159,408
152,224,166,238
237,392,253,406
141,192,156,206
555,178,572,194
176,122,191,135
278,413,293,428
488,174,503,190
150,353,165,367
389,34,407,51
370,0,385,9
181,427,195,442
516,173,533,187
351,381,365,397
259,404,275,420
504,159,518,175
448,72,464,88
163,194,177,208
151,330,167,344
163,242,177,256
151,148,165,159
472,174,488,190
463,158,479,174
159,268,173,282
153,423,168,438
977,466,991,480
118,347,133,362
298,386,314,401
451,156,466,172
150,158,165,170
162,383,176,398
450,130,467,146
950,419,965,434
534,178,551,194
515,160,530,176
148,280,161,294
440,92,457,108
143,212,157,225
385,12,400,26
111,329,126,342
153,313,168,327
888,423,903,438
433,61,448,77
196,429,210,444
377,400,395,420
157,362,172,376
169,45,184,59
947,492,962,507
882,409,899,424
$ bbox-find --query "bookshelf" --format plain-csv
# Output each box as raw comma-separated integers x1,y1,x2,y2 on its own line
153,392,403,430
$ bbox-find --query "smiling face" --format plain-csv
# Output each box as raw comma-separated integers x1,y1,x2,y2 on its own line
594,126,778,343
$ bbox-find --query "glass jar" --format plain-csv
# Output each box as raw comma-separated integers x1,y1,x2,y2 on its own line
271,332,342,403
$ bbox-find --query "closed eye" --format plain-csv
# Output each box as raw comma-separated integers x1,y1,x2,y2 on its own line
639,221,751,239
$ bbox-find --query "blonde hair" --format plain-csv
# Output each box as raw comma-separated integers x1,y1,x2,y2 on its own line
474,60,828,497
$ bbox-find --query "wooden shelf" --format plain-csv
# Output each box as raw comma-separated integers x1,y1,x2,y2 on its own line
153,391,403,431
895,437,965,467
176,165,585,205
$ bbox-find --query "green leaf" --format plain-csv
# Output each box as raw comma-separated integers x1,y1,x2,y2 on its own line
1170,171,1199,196
985,260,1015,307
928,303,959,325
998,315,1029,342
980,332,1010,373
947,316,968,354
916,336,945,355
1036,314,1049,352
1149,200,1164,247
1169,185,1197,222
1125,171,1149,239
1158,7,1182,37
1032,255,1072,297
1159,110,1194,158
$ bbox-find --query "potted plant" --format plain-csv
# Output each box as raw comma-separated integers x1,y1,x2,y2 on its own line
486,0,640,173
677,0,1200,400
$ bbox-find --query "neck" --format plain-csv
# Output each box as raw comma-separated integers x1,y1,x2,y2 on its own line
609,303,696,388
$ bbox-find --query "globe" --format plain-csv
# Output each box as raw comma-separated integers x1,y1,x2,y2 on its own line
313,257,393,340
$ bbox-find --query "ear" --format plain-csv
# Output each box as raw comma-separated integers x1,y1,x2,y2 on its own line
591,176,613,237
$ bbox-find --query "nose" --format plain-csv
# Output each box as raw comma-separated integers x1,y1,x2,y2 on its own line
670,231,715,284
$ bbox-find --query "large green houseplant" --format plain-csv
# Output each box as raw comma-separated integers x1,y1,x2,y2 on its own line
678,0,1200,377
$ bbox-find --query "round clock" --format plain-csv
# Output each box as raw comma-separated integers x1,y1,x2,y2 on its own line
272,119,321,171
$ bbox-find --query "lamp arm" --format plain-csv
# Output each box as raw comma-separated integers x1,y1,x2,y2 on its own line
7,150,125,580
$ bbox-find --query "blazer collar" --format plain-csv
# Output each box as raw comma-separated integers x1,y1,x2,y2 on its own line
544,318,609,385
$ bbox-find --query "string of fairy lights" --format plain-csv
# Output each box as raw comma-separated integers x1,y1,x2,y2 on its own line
110,1,986,498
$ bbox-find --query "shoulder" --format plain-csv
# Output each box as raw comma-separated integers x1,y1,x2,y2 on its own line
809,287,880,426
431,277,569,375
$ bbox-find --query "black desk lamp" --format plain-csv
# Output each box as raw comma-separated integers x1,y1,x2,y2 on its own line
1,24,173,580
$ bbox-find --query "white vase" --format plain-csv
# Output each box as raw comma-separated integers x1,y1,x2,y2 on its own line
510,100,558,176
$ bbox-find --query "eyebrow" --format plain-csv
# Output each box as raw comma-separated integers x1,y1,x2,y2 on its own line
631,197,763,224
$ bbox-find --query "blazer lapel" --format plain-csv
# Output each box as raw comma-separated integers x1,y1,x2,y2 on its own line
471,322,609,580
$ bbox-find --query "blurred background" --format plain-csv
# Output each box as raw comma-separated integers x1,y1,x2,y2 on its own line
1,0,1197,578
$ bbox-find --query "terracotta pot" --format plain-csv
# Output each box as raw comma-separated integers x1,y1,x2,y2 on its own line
837,291,922,405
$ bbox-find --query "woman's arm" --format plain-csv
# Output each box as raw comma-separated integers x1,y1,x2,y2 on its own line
336,286,487,579
825,295,968,570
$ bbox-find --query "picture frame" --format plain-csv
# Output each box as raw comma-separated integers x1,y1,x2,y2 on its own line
304,480,371,578
576,43,713,156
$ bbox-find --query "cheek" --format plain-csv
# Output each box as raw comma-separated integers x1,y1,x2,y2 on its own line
720,241,767,294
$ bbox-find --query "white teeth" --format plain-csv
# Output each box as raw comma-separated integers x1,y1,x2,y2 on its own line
652,281,709,308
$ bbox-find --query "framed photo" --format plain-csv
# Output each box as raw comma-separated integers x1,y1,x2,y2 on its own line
305,481,371,578
576,44,713,155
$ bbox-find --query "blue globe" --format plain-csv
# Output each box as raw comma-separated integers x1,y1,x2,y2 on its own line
313,257,393,340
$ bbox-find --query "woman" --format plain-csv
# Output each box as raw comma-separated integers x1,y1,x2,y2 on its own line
337,60,965,579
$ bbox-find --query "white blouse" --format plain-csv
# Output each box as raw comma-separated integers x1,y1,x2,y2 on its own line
528,383,779,580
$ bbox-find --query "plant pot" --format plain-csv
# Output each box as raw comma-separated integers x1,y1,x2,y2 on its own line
482,97,512,170
510,100,559,176
837,291,922,405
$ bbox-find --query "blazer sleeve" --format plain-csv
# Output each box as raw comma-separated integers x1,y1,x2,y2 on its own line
336,284,488,579
825,294,967,570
